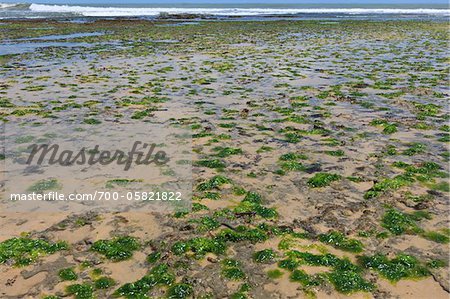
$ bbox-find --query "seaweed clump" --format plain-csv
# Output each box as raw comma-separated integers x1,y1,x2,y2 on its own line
358,253,430,282
196,175,232,191
91,236,140,261
365,161,446,199
94,277,116,289
66,283,94,299
0,237,68,266
233,191,278,219
253,249,276,263
289,269,322,288
307,173,341,188
318,231,364,253
115,264,190,298
171,237,226,259
166,283,194,299
221,259,246,280
280,251,374,294
381,208,429,235
58,267,78,281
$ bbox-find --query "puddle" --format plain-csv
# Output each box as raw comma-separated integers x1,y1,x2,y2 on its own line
152,39,179,43
13,32,104,42
0,32,106,55
156,22,200,27
0,42,95,55
59,19,94,24
30,27,55,30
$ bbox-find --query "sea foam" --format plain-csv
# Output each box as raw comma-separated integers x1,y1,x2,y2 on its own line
26,4,450,17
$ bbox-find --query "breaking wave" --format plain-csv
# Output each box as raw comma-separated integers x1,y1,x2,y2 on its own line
1,3,449,17
0,2,30,10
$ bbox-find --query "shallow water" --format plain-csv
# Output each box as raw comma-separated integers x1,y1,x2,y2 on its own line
1,32,105,55
13,31,104,41
156,22,200,27
0,41,95,55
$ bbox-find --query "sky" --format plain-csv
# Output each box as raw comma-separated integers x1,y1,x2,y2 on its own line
3,0,448,4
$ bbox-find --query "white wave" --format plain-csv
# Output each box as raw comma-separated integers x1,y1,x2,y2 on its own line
29,4,450,17
0,2,27,9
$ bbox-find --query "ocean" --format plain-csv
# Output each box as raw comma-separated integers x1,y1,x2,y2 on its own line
0,2,448,20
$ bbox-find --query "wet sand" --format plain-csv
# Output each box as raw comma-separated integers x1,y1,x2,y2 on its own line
0,19,449,298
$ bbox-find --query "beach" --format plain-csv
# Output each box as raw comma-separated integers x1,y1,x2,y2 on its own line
0,16,449,298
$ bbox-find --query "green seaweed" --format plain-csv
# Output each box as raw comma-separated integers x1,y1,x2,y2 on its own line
212,146,243,158
369,119,398,134
66,284,94,299
430,181,450,192
307,173,341,188
234,200,277,219
194,159,225,169
221,258,246,280
192,203,209,212
196,175,232,191
422,230,449,244
284,132,303,143
58,268,78,281
279,161,306,172
83,118,101,125
289,269,321,287
94,277,116,289
91,236,140,261
15,135,34,143
27,178,61,193
253,249,276,263
358,253,430,282
166,283,193,299
381,208,426,235
171,237,226,259
282,251,373,293
279,153,308,161
195,216,220,232
364,174,414,199
216,226,268,244
230,292,247,299
318,231,364,253
427,259,446,269
257,146,274,153
0,237,68,266
382,123,398,134
327,269,374,294
324,150,345,157
114,264,175,298
279,153,308,174
267,269,283,279
222,266,246,280
288,251,339,267
438,134,450,143
278,258,299,271
147,252,161,264
402,143,426,156
105,179,141,188
131,109,154,119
